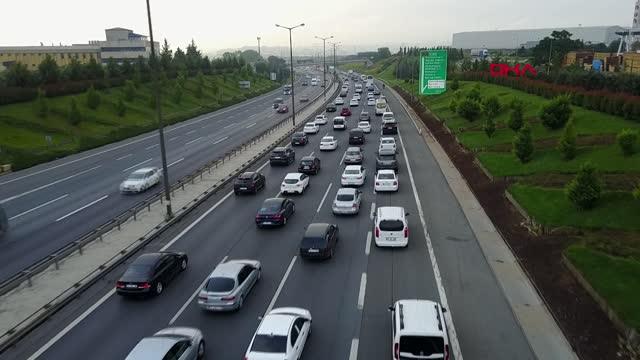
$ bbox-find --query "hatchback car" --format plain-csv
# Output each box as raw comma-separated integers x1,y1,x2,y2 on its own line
367,98,376,106
120,167,162,194
298,155,321,175
333,116,346,130
116,252,188,297
375,170,399,192
341,165,366,187
359,111,371,121
335,97,345,105
326,104,337,112
320,136,338,151
299,223,339,259
376,153,399,172
280,173,310,195
244,308,312,360
125,327,205,360
332,188,362,215
277,104,289,113
234,171,266,194
344,146,364,165
303,122,319,134
378,137,397,156
198,259,261,311
349,129,365,145
374,206,409,247
349,98,359,107
291,132,308,146
314,114,328,125
340,107,352,117
270,146,295,166
255,198,295,227
358,121,371,133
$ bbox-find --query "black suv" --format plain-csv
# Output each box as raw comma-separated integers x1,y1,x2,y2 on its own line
298,155,321,175
291,132,308,146
299,223,339,260
270,146,295,166
326,104,337,112
382,122,398,135
348,129,365,145
376,153,399,172
234,171,266,194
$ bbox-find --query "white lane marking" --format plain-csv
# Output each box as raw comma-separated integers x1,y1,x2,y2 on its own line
55,195,109,222
0,166,100,204
264,256,297,317
168,255,229,325
169,136,180,142
9,194,69,221
246,122,256,129
340,151,347,164
349,338,359,360
316,183,333,213
365,231,372,256
357,273,367,310
212,136,229,145
223,124,235,129
397,128,464,360
186,130,197,135
185,137,203,146
201,124,210,129
121,158,152,173
145,144,159,150
309,152,315,157
369,202,376,220
249,113,258,119
115,154,132,161
168,158,185,168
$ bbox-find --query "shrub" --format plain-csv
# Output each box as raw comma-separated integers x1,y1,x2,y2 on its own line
124,80,136,100
86,86,100,110
450,78,460,91
116,97,126,117
483,117,496,138
195,83,203,99
512,123,534,163
449,99,458,112
456,98,482,121
466,85,482,102
172,84,183,104
148,94,157,109
508,106,524,131
558,118,577,160
482,95,501,118
540,95,572,130
634,183,640,200
565,162,601,210
617,129,638,156
67,97,82,125
36,88,48,118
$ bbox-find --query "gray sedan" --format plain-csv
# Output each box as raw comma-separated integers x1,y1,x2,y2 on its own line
344,147,364,165
198,259,261,311
332,188,362,215
125,327,205,360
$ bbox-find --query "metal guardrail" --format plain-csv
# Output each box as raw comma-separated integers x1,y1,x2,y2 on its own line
0,76,341,352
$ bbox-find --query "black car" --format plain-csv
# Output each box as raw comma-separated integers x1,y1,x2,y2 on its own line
116,252,188,297
234,171,266,194
298,155,321,175
299,223,339,259
373,89,381,95
348,129,365,145
0,205,8,240
376,153,399,172
270,146,295,166
382,122,398,135
291,132,309,146
326,104,337,112
302,80,308,86
255,198,295,227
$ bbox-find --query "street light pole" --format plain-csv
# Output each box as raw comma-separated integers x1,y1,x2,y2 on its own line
315,35,333,98
257,36,261,57
145,0,173,220
329,41,340,77
276,23,305,126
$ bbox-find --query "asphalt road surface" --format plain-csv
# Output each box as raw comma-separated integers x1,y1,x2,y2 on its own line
2,78,535,360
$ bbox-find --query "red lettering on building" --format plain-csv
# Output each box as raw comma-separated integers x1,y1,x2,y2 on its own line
490,63,537,77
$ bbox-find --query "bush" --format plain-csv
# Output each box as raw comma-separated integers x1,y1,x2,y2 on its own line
634,183,640,200
450,78,460,91
195,83,203,99
116,97,126,117
617,129,638,156
172,84,183,104
540,95,573,130
512,123,534,163
508,106,524,131
509,98,525,111
124,80,136,100
483,117,496,138
466,85,482,102
482,95,501,118
67,97,82,125
449,99,458,112
36,88,48,118
558,118,577,160
456,98,482,121
565,162,601,210
86,86,101,110
148,94,157,109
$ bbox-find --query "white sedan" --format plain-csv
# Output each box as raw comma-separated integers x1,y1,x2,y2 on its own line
320,136,338,151
341,165,366,187
314,114,327,125
244,308,312,360
349,98,359,107
335,97,345,105
120,167,161,194
358,121,371,133
374,170,399,192
367,98,376,106
281,173,310,195
303,122,320,134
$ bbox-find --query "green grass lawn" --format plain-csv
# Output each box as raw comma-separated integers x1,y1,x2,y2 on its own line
509,184,640,231
566,245,640,331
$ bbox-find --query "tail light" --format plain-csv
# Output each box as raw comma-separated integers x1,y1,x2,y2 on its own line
221,296,236,301
140,282,151,289
273,214,283,220
375,182,380,186
198,294,208,301
375,227,380,237
404,227,409,238
394,343,399,359
445,344,450,360
116,281,125,289
356,176,362,179
393,181,397,185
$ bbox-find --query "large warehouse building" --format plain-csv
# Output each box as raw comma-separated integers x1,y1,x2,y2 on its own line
452,26,625,49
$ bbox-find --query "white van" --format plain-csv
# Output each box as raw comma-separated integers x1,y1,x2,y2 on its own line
355,83,363,93
389,299,450,360
375,99,389,116
374,206,408,247
311,78,318,86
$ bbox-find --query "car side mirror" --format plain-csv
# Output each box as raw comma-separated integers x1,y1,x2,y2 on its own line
387,306,395,312
405,212,410,216
442,307,447,313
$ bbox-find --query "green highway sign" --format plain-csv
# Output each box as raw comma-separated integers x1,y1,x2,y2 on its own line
419,50,448,95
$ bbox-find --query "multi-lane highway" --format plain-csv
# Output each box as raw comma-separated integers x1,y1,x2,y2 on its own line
2,77,536,360
0,71,329,282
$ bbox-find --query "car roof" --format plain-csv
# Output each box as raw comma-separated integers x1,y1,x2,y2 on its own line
285,173,303,179
273,146,287,151
396,299,444,336
322,136,335,140
377,206,405,218
263,198,284,206
210,261,245,278
377,169,396,175
301,155,317,160
132,167,157,174
257,314,295,336
239,172,256,179
344,165,362,171
381,137,395,141
132,253,163,265
336,188,357,195
304,223,331,237
346,147,361,152
126,337,179,359
304,122,316,126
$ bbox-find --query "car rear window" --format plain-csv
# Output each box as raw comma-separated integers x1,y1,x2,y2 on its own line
378,155,396,161
399,336,444,357
334,118,344,124
272,150,285,155
124,264,152,277
344,169,360,175
378,173,395,180
382,139,394,144
251,335,287,353
379,219,404,231
347,150,360,155
205,277,235,292
301,236,328,248
300,159,314,165
260,201,282,213
337,194,354,201
284,178,299,184
293,133,305,138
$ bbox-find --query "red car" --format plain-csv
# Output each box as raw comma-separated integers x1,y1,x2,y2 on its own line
277,104,289,113
340,107,352,116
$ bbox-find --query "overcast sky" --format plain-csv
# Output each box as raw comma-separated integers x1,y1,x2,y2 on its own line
3,0,633,54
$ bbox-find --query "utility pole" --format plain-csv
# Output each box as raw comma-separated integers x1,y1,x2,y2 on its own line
257,36,261,57
276,23,305,126
145,0,172,220
315,35,333,98
547,38,553,75
330,41,341,77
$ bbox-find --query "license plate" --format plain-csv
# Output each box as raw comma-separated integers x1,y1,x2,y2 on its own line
126,284,137,288
263,222,273,225
308,249,319,253
208,306,223,310
240,187,247,190
304,166,310,169
385,237,396,241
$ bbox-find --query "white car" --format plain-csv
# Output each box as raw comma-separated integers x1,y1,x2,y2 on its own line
349,98,359,107
120,167,161,194
244,308,312,360
367,98,376,106
335,97,345,105
320,136,338,151
367,92,374,98
333,116,346,130
382,111,396,123
353,93,361,100
303,122,319,134
314,114,327,125
341,165,366,187
358,121,371,133
378,137,397,155
374,206,408,247
281,173,310,195
374,170,398,192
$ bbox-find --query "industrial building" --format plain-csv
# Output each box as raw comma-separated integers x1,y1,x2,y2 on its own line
89,27,158,64
452,26,626,49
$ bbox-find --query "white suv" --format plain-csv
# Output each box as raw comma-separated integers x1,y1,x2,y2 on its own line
389,299,450,360
374,206,408,247
378,137,397,156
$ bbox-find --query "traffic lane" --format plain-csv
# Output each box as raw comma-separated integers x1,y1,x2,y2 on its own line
383,86,534,359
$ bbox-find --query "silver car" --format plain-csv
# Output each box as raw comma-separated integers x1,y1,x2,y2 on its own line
198,259,261,311
344,147,364,165
125,327,205,360
332,187,362,215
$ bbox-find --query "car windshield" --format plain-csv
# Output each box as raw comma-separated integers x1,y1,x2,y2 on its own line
284,178,299,184
347,150,360,156
344,169,360,175
379,155,395,161
293,133,304,138
127,172,147,180
124,264,152,277
399,336,444,357
205,277,235,292
337,194,354,201
301,159,314,165
378,173,395,180
379,219,404,231
251,334,287,353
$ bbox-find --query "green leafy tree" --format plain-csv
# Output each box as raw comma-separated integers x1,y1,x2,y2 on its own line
240,50,263,64
35,88,48,118
5,62,32,86
532,30,585,68
195,82,204,99
617,129,638,156
450,78,460,91
540,95,572,130
38,55,60,84
106,58,120,78
64,57,85,81
124,80,136,100
67,97,82,125
565,162,601,210
201,56,212,74
185,39,202,73
456,98,482,121
508,106,524,131
449,99,458,113
513,123,534,163
558,118,577,160
377,47,392,59
85,57,104,80
160,39,173,72
633,183,640,200
172,84,183,104
120,59,133,77
466,85,482,102
116,97,127,117
482,95,501,119
483,117,496,138
148,94,157,109
86,86,101,110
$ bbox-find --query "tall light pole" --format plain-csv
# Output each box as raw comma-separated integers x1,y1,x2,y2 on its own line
145,0,173,219
276,23,305,126
257,36,261,57
329,41,341,76
315,35,333,98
